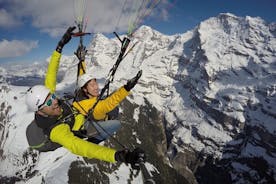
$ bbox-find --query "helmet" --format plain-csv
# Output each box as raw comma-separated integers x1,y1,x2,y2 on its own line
25,85,50,111
77,73,96,88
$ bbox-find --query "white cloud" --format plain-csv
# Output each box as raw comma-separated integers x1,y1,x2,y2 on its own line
0,9,21,28
4,0,169,37
0,39,38,58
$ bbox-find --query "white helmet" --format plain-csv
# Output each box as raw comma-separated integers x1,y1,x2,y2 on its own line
25,85,50,111
77,73,96,88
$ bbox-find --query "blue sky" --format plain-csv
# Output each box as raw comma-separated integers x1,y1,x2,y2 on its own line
0,0,275,65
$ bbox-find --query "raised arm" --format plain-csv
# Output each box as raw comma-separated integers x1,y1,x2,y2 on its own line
44,26,76,93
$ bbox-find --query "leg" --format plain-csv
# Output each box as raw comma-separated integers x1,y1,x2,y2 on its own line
92,120,121,141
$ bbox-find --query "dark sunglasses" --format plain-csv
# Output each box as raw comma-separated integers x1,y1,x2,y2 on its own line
39,94,57,109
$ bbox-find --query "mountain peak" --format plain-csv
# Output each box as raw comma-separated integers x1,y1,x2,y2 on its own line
92,33,109,42
197,13,274,76
218,12,238,19
133,25,164,40
137,25,154,32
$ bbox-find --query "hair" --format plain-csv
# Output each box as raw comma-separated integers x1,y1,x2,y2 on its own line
81,85,90,98
74,88,89,101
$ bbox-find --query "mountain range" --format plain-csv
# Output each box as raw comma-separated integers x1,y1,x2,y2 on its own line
0,13,275,184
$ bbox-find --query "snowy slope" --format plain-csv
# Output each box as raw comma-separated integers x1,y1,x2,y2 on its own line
0,13,275,184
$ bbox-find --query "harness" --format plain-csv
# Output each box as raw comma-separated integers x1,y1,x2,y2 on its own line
27,99,78,152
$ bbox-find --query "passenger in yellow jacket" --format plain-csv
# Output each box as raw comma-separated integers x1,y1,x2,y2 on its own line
72,71,142,142
25,27,145,167
72,43,142,142
72,65,142,121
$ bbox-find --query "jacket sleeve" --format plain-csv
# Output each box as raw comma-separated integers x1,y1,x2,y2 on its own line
50,123,116,163
44,50,61,93
72,98,97,115
72,113,85,131
72,86,129,120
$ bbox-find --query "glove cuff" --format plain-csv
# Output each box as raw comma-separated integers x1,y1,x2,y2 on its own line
115,150,126,162
56,45,63,53
124,85,131,92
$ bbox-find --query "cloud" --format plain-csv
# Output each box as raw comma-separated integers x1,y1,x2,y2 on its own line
0,39,38,58
0,9,21,28
4,0,170,36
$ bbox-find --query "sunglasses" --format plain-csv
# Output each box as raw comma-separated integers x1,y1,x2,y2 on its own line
39,94,57,109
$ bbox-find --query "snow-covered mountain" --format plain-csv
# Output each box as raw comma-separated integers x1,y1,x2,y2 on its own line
0,13,275,184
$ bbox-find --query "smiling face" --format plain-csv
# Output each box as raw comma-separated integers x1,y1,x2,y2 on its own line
83,79,99,98
38,93,62,116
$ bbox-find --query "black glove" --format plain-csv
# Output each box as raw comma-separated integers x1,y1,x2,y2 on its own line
115,148,146,170
75,44,87,61
124,70,142,91
56,26,76,53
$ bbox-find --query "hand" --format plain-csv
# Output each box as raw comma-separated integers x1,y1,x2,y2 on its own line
56,26,76,53
75,45,87,61
124,70,142,91
115,147,146,170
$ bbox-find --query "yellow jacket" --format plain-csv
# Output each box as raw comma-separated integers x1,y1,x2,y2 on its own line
72,87,129,120
45,51,116,163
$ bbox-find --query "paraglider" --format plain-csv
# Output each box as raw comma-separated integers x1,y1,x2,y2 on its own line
25,0,162,182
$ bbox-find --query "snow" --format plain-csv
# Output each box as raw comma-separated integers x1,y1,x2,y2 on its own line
197,122,232,145
174,126,191,144
107,162,159,184
38,152,77,183
132,131,141,144
0,85,32,176
133,107,140,122
108,164,143,184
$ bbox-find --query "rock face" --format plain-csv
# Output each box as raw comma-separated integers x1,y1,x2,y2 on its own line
83,13,276,183
0,13,275,183
0,77,11,161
